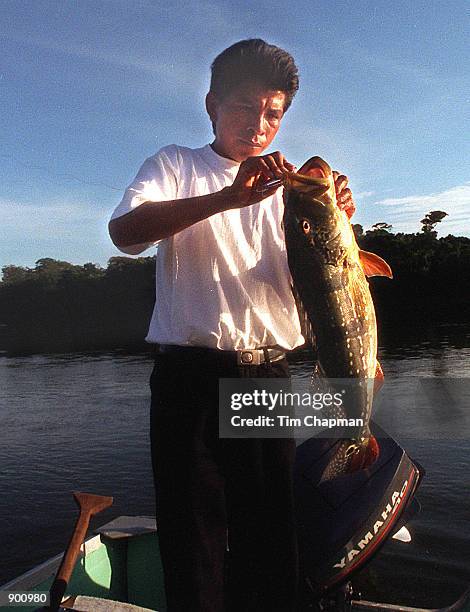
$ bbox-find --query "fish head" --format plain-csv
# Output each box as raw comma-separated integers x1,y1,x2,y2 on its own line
283,156,341,243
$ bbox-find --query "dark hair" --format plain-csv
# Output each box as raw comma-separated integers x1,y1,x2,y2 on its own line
210,39,299,111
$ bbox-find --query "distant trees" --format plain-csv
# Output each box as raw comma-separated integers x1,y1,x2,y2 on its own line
0,256,155,354
356,212,469,329
0,210,469,355
371,222,393,233
420,210,448,234
1,265,31,284
1,258,104,286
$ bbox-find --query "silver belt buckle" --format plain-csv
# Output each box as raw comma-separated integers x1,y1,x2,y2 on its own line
237,349,262,366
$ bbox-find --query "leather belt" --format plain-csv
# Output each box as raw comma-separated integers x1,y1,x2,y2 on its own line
157,344,286,366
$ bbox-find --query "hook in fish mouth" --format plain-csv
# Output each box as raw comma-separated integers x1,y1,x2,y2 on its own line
255,177,284,193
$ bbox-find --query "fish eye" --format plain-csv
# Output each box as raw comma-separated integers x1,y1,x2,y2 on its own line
301,219,310,233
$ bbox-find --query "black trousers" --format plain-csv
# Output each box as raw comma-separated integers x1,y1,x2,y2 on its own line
150,349,298,612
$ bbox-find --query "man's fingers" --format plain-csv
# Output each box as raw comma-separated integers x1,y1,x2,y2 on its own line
263,156,284,178
258,158,276,178
338,192,356,219
263,151,297,175
241,158,272,184
234,151,297,206
241,153,296,186
263,151,293,177
335,173,349,193
243,155,279,179
338,187,352,201
337,189,353,207
333,171,356,218
346,202,356,219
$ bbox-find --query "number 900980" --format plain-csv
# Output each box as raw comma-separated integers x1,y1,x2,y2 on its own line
0,591,49,606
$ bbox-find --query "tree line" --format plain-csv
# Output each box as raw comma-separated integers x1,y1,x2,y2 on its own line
352,221,470,339
0,212,469,355
0,256,156,354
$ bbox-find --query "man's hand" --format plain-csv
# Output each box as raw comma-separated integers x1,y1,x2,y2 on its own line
225,151,296,209
333,171,356,219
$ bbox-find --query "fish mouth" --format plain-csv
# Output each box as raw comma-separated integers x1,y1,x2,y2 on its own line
283,156,332,196
298,156,332,178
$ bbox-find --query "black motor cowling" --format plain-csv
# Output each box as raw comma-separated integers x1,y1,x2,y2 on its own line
295,423,424,601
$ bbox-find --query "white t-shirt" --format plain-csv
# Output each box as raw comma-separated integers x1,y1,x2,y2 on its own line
111,143,304,350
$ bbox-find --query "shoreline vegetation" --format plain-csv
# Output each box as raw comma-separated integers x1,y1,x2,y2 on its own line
1,220,469,356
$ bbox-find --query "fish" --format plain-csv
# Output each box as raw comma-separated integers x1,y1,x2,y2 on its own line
281,156,392,482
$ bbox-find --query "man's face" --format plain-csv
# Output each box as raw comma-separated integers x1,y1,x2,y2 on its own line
206,83,287,162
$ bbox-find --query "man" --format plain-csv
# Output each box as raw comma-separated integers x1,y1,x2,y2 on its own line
109,39,354,612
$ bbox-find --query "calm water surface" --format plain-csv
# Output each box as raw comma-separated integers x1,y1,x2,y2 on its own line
0,323,469,608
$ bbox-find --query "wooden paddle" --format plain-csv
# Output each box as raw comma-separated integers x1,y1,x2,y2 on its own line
46,492,113,611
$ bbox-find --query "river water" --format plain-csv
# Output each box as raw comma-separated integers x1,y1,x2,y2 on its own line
0,323,469,609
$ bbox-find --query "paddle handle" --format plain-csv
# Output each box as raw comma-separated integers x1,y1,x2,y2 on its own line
48,511,90,609
47,492,113,611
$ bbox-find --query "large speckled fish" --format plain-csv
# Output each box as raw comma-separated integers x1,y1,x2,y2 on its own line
282,156,392,482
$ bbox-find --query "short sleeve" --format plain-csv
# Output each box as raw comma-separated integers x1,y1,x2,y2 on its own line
109,146,178,253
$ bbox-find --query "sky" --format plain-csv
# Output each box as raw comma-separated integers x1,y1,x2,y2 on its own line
0,0,469,271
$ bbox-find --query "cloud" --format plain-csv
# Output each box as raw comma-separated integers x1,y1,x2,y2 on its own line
0,196,120,269
0,29,192,87
0,197,106,240
338,43,437,88
0,1,237,88
372,184,470,236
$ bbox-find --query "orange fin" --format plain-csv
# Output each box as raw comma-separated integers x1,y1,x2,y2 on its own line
359,250,393,278
348,436,380,473
374,361,384,394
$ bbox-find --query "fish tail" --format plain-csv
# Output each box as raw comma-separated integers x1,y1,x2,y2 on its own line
319,435,380,484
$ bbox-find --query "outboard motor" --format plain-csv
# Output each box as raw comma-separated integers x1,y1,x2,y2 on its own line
295,423,424,609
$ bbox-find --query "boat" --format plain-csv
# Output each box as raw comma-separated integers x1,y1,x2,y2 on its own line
1,513,469,612
0,515,164,611
1,425,469,612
